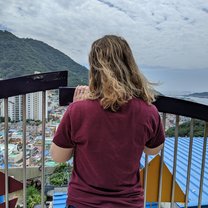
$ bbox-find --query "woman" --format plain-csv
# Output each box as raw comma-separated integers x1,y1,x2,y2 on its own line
50,35,165,208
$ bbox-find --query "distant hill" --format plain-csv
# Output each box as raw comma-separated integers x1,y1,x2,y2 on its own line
0,30,88,86
186,92,208,98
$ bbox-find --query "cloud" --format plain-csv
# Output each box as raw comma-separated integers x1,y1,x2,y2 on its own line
0,0,208,70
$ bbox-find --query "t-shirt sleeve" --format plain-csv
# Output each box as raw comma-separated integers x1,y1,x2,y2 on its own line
52,105,75,148
145,110,165,149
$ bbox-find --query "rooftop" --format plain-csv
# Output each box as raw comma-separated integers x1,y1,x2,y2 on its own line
141,137,208,207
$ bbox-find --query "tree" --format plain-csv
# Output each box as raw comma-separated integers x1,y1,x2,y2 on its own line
166,120,205,137
27,186,41,208
49,163,72,186
0,116,11,122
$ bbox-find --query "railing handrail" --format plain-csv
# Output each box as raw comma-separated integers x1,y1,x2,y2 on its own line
0,71,68,99
59,87,208,122
154,95,208,122
0,80,207,207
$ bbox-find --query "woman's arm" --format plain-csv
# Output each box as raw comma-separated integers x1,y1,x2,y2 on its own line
50,86,89,162
143,143,164,155
50,142,74,163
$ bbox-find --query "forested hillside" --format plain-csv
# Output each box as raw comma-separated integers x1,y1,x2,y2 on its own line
0,30,88,86
166,120,205,137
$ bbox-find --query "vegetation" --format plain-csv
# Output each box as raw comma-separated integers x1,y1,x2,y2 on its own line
166,120,205,137
26,119,42,126
0,30,88,86
0,116,11,122
27,186,41,208
49,163,72,186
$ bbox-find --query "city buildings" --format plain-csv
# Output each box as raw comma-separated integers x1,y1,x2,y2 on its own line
0,92,48,122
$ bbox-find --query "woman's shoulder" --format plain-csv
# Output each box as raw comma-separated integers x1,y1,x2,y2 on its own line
131,98,159,114
68,99,99,112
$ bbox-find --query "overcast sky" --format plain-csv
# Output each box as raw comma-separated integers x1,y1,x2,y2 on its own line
0,0,208,94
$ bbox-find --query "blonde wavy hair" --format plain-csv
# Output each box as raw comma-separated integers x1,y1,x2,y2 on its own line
88,35,156,112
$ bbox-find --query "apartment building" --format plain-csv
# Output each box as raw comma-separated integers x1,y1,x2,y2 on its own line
0,93,48,121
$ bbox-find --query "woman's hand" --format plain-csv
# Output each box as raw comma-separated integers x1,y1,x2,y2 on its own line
73,85,89,102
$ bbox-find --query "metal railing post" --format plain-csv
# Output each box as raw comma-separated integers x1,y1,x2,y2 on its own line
41,91,46,208
143,154,148,208
171,115,179,208
185,118,194,208
4,98,9,208
22,94,27,207
158,113,166,207
198,122,208,208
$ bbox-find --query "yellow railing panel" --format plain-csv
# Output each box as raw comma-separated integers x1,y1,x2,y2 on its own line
140,155,185,203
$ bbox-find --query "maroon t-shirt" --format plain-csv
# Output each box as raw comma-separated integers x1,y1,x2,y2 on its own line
53,98,165,208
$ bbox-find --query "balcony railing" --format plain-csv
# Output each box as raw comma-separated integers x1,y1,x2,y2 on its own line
0,72,208,208
0,71,68,208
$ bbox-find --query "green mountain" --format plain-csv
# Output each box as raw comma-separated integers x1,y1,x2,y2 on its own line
0,30,88,86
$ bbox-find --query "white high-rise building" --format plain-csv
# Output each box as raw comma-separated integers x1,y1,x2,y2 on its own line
14,96,23,121
0,93,48,122
0,98,15,121
33,92,43,121
26,93,34,120
27,92,48,121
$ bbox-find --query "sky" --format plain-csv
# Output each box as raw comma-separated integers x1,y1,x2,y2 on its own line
0,0,208,94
